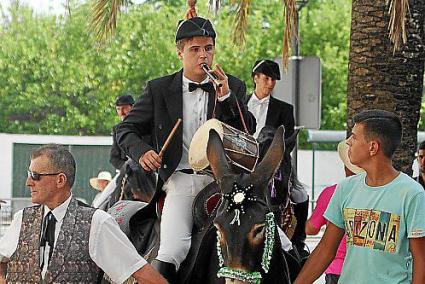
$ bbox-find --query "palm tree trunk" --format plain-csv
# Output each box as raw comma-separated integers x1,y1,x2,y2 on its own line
347,0,425,174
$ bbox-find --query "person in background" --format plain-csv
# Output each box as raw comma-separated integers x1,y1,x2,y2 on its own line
413,140,425,189
90,170,112,207
0,144,166,283
247,59,294,139
295,109,425,284
305,140,364,284
110,93,157,205
110,94,135,170
247,59,309,256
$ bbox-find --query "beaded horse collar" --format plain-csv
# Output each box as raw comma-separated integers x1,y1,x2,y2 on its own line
216,182,276,283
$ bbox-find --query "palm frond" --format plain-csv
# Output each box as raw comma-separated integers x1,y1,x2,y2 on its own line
282,0,298,71
90,0,130,41
232,0,250,46
208,0,221,15
387,0,409,52
65,0,71,18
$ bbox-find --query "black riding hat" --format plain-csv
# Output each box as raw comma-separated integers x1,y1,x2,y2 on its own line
175,16,216,42
252,60,281,80
115,94,135,106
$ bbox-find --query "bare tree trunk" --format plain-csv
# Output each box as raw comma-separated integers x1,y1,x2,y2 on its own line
347,0,425,175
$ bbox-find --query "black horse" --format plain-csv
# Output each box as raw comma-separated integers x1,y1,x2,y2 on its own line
192,126,290,284
105,159,156,211
108,126,294,283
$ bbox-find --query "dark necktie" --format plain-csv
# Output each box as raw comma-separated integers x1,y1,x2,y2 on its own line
188,82,215,93
40,211,56,268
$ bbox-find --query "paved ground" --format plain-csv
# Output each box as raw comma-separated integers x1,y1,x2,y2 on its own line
305,235,326,284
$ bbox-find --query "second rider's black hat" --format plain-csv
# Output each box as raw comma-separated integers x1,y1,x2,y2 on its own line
115,94,135,106
252,60,281,80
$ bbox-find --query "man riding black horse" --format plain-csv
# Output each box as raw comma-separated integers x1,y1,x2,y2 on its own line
115,10,256,282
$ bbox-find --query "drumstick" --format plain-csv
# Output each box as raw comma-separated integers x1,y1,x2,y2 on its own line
158,118,182,158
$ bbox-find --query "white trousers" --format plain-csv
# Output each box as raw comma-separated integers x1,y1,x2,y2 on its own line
156,172,213,269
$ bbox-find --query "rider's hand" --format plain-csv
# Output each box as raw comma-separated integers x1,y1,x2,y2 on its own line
211,64,230,98
139,150,162,172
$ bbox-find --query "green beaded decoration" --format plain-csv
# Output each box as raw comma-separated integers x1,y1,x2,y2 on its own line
261,212,276,273
217,267,262,284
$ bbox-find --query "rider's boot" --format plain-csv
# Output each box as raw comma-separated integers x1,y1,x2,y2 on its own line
151,259,178,283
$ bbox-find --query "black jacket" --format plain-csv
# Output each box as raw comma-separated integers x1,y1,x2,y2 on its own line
110,125,127,169
116,70,256,183
247,94,295,138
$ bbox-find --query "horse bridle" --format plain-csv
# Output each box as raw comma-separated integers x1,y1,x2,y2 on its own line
215,182,276,283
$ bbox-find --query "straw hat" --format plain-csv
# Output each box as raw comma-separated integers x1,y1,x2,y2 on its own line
90,171,112,190
337,140,364,174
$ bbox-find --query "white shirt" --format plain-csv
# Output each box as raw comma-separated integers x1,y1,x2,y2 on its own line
177,75,230,170
0,195,146,284
247,93,270,138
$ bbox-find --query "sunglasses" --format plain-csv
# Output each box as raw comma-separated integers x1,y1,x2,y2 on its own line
27,170,62,181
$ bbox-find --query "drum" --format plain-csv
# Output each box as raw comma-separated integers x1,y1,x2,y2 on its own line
189,119,259,173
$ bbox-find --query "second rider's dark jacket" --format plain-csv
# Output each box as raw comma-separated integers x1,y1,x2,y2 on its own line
116,69,256,184
110,125,127,170
246,94,295,139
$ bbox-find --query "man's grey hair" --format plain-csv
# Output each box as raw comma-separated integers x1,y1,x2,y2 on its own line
31,144,76,187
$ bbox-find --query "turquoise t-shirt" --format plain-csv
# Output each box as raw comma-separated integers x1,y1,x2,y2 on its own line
324,172,425,284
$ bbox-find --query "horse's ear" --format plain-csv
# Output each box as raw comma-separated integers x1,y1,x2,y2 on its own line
285,128,300,153
207,129,230,184
252,126,285,183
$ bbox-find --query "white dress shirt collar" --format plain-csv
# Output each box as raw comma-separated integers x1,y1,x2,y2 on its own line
248,93,270,138
43,194,72,223
250,92,270,105
182,75,209,93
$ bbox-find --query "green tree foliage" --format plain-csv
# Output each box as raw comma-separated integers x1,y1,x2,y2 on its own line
300,0,351,131
0,0,352,137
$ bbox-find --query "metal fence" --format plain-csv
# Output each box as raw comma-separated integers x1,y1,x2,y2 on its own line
0,198,32,237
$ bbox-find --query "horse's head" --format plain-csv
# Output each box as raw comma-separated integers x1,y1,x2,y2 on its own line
207,126,285,283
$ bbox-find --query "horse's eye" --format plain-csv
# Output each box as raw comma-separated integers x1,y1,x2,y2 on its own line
252,225,265,240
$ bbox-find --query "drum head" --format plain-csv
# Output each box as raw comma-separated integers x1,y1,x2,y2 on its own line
189,119,224,171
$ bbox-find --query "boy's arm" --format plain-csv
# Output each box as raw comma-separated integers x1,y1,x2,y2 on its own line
305,220,321,235
294,223,344,284
410,237,425,284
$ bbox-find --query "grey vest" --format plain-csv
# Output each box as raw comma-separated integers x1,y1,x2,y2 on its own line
7,198,100,283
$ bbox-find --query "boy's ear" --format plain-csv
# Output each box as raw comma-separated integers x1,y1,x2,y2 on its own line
177,49,183,60
370,141,379,156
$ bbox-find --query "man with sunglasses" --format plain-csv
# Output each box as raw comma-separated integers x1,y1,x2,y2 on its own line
0,144,167,283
